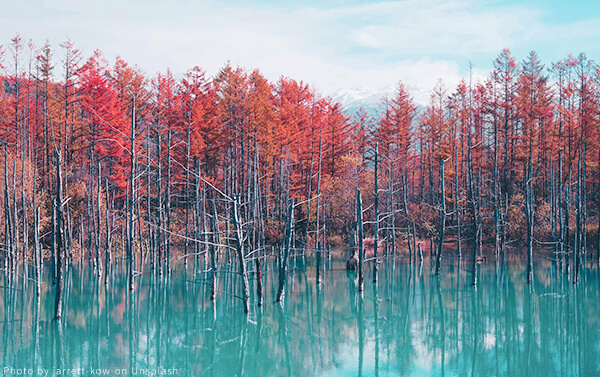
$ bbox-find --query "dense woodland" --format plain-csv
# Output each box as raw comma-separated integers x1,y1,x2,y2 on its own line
1,34,600,315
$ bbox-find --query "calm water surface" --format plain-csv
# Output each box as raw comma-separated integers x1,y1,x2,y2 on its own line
2,253,600,376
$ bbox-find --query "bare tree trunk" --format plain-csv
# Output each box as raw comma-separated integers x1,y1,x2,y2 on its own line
389,161,396,257
128,98,136,291
50,186,56,284
435,158,446,276
454,147,461,258
34,205,41,297
256,256,263,307
558,150,564,270
87,154,94,267
582,144,587,270
12,160,18,276
305,140,315,257
526,147,534,284
184,117,191,267
209,199,219,301
565,168,571,274
550,155,558,266
373,143,379,283
467,131,480,286
157,133,163,275
252,136,264,307
20,141,28,280
165,122,172,274
104,178,112,286
193,160,200,273
493,117,501,257
315,130,323,284
3,146,14,283
232,196,251,313
402,175,414,262
96,163,102,277
64,173,73,261
597,148,600,266
316,199,321,285
147,127,154,271
357,189,364,292
276,198,294,303
574,150,582,284
54,151,65,319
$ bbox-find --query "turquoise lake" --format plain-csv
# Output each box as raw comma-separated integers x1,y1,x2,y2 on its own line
1,253,600,376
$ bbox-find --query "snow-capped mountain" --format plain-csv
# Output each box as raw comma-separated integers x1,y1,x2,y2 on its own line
329,84,428,118
329,86,394,117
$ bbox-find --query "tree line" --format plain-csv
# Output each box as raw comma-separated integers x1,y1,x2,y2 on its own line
1,35,599,316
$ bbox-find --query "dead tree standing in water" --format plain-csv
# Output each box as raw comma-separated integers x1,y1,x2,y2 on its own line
34,205,41,297
373,142,379,283
127,97,136,291
467,127,480,286
525,143,534,284
435,158,447,276
3,145,14,283
276,198,294,303
597,148,600,266
209,198,219,301
574,150,582,283
232,195,250,313
357,189,364,292
104,178,112,286
54,151,66,319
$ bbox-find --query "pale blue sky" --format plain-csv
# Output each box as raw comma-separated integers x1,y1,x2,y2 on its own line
2,0,599,103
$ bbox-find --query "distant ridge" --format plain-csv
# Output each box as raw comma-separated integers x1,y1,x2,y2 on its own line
329,86,394,118
330,85,428,120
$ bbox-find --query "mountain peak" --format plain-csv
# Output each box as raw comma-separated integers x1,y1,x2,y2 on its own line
329,85,395,116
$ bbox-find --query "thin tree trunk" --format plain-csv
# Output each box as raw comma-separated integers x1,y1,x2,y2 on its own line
128,98,136,291
209,199,219,301
104,178,111,286
50,187,56,284
435,158,446,276
494,117,501,256
558,150,564,270
3,146,13,282
96,163,102,277
184,117,191,266
582,144,587,270
232,196,251,313
276,198,294,303
576,156,581,281
357,189,364,292
20,143,27,280
165,121,172,274
467,130,480,286
157,133,163,275
454,147,461,258
402,175,414,262
565,168,571,274
389,161,396,257
597,148,600,265
54,151,65,320
315,129,323,284
373,142,379,283
526,147,534,284
34,205,41,297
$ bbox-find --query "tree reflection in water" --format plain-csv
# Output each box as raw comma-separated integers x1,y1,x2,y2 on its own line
1,254,600,376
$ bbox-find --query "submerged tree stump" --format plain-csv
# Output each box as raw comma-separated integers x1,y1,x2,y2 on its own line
346,223,358,270
347,252,358,270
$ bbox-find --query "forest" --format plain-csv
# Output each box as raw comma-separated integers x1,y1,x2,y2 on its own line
1,34,599,318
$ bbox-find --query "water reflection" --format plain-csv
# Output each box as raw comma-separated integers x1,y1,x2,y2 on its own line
1,255,600,376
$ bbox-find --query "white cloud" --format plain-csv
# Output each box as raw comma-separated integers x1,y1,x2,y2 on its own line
1,0,597,106
138,0,533,103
